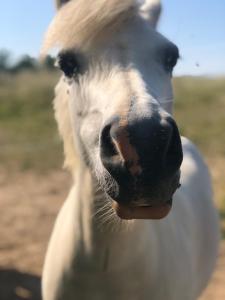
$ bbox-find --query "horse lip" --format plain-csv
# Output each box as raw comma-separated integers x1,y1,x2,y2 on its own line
130,198,173,207
102,169,181,211
112,200,172,220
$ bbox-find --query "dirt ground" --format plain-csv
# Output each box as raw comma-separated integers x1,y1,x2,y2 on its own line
0,170,224,300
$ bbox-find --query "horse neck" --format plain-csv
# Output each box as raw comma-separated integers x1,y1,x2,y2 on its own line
71,164,147,260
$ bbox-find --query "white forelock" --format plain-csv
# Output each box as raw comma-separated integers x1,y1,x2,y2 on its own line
42,0,163,56
41,0,136,56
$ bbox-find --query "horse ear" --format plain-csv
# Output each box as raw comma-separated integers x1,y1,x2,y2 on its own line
55,0,70,9
139,0,162,28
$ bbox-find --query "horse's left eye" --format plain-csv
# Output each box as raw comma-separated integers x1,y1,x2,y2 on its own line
57,51,82,78
163,44,179,74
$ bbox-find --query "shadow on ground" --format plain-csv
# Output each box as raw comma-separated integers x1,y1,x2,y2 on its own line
0,269,41,300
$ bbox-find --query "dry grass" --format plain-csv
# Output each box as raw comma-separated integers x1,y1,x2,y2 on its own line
0,71,62,171
173,77,225,236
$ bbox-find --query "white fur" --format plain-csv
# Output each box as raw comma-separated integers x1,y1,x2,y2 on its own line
42,1,220,299
139,0,161,27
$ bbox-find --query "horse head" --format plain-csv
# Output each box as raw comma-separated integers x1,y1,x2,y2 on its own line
42,0,183,220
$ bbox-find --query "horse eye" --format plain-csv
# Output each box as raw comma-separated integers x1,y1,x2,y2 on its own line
163,44,179,74
57,51,81,78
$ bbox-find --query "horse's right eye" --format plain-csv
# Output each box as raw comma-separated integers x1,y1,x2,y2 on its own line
57,51,82,78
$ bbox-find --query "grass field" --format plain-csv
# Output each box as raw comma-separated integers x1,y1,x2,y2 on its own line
0,71,62,171
0,71,225,230
173,77,225,235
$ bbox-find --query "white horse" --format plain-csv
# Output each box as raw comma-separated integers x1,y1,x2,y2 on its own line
41,1,219,299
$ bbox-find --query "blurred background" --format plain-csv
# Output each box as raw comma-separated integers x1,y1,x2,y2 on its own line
0,0,224,299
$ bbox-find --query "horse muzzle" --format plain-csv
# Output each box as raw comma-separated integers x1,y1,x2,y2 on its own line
100,112,183,220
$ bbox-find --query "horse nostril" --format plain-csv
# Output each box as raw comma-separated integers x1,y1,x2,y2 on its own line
163,118,183,175
100,123,118,158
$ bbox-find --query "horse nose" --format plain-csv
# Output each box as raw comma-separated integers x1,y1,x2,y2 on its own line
100,116,183,180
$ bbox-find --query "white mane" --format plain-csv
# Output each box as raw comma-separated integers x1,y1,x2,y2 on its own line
41,0,136,55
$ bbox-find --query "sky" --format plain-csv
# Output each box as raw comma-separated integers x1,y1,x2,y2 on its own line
0,0,225,76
